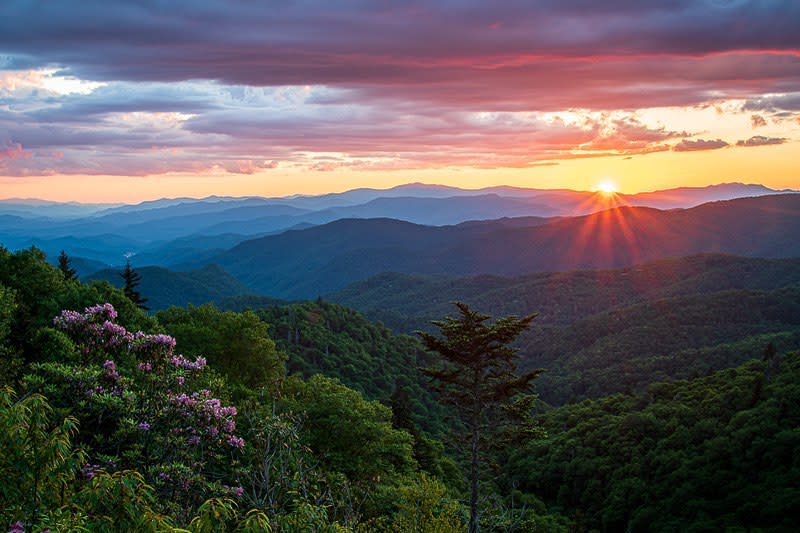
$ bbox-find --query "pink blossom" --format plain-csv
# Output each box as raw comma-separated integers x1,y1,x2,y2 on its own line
170,354,207,371
82,463,99,479
53,309,84,328
102,360,120,381
85,303,118,320
131,333,177,356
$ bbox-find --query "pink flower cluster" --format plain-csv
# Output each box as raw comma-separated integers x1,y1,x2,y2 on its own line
54,304,210,375
52,303,246,497
53,306,132,353
130,332,177,356
82,463,100,479
170,354,207,371
168,390,243,449
86,303,118,320
103,359,120,380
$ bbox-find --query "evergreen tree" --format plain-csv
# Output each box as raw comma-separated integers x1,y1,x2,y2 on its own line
57,250,77,281
419,302,541,533
120,259,148,310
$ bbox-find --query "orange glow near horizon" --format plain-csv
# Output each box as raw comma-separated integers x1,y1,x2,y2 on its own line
1,140,798,203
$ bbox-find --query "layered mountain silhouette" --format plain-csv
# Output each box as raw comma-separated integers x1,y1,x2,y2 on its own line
3,184,798,303
211,194,800,299
1,182,791,265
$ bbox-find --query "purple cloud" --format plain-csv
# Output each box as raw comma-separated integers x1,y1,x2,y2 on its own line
672,138,729,152
735,135,786,147
750,114,767,128
743,92,800,112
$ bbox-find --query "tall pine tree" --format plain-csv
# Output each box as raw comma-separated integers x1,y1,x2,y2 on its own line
121,259,148,310
419,302,542,533
57,250,77,281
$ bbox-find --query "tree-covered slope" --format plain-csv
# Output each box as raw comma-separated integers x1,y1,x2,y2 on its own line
86,263,255,311
510,351,800,531
333,255,800,404
523,287,800,403
333,254,800,332
255,300,445,432
0,247,482,532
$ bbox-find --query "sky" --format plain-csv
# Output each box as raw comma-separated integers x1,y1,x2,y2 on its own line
1,0,799,202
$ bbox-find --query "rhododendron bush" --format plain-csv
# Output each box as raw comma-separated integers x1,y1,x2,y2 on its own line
25,303,245,518
1,249,467,532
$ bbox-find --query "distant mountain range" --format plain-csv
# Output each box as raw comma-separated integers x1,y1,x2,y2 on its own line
1,182,793,266
210,194,800,299
2,183,798,305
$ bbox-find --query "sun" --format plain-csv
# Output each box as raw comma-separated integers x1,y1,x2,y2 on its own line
596,180,618,194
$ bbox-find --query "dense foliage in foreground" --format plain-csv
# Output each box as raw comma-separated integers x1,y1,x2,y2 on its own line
3,246,799,531
1,247,563,531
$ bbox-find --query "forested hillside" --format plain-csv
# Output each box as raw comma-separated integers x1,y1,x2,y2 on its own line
0,247,490,531
2,245,799,531
334,254,800,404
333,254,800,332
511,353,800,531
87,263,254,311
523,287,800,403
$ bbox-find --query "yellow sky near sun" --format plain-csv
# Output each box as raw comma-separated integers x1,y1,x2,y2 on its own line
2,140,797,203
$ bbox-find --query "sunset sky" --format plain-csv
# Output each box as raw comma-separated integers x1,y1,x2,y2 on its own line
1,1,798,202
